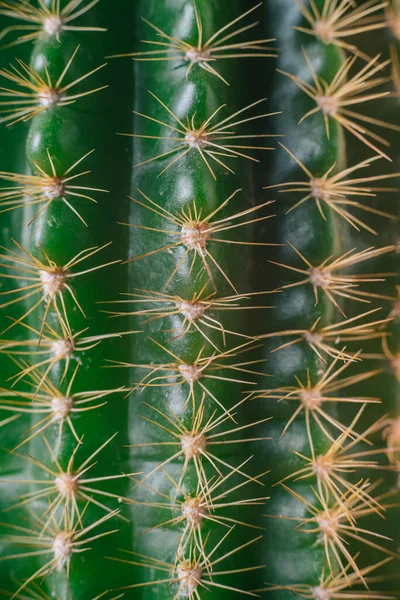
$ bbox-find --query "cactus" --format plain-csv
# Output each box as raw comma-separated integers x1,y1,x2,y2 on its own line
0,1,398,600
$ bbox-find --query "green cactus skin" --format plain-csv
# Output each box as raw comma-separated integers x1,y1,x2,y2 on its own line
254,1,400,598
0,27,36,598
335,2,400,587
254,0,344,592
0,1,399,600
109,1,279,597
0,1,138,598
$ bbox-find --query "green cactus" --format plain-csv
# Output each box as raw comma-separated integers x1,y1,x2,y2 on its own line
0,1,398,600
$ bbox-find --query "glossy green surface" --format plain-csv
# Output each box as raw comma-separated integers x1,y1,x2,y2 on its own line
125,0,272,598
0,1,136,598
254,0,345,596
0,20,39,594
337,15,400,589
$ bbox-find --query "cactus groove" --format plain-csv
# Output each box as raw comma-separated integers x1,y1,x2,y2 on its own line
0,1,398,600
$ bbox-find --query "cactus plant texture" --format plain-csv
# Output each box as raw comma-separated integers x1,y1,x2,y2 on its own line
0,1,398,600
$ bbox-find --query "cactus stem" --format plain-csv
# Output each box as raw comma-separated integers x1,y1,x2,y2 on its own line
110,2,277,85
0,240,119,338
279,481,399,579
259,307,391,361
101,288,273,350
254,350,382,445
278,404,392,505
0,46,107,125
259,556,394,599
128,392,271,491
294,0,387,58
126,463,267,551
270,244,395,316
121,189,278,291
265,145,399,234
0,325,137,396
113,339,268,417
1,507,119,598
0,0,106,47
4,433,137,528
127,93,279,178
0,148,108,226
108,529,263,596
279,51,400,160
0,361,124,450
